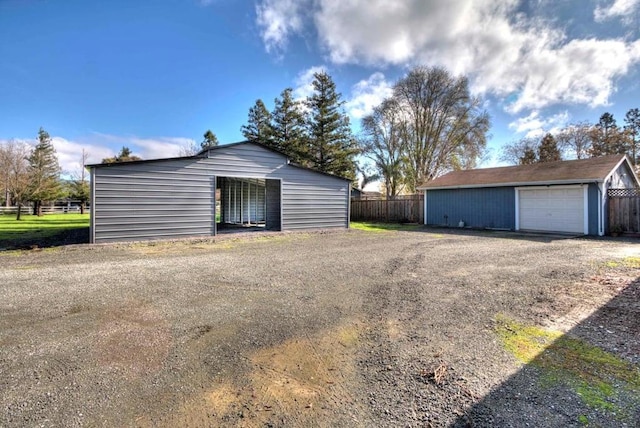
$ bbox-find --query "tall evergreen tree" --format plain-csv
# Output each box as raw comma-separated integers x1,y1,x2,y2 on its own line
271,88,308,163
241,99,273,146
201,130,219,150
28,127,62,216
537,133,562,162
589,113,627,157
624,108,640,167
306,72,358,179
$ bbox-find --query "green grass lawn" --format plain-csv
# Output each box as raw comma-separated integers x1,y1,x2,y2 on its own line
350,221,423,232
0,213,90,243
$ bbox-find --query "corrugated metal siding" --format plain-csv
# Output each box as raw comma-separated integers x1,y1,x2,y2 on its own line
280,166,349,230
426,187,515,229
93,159,215,243
199,145,348,230
91,143,349,242
266,179,281,230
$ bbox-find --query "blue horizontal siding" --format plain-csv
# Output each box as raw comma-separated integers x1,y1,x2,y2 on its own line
426,187,516,230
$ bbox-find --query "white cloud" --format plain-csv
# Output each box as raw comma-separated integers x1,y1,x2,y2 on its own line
508,110,570,138
129,136,196,160
51,137,112,177
0,136,112,178
255,0,640,114
594,0,640,23
86,132,196,160
2,134,197,179
344,72,393,120
292,65,326,101
256,0,309,54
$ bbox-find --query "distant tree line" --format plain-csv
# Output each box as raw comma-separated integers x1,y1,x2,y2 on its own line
501,109,640,167
1,128,91,219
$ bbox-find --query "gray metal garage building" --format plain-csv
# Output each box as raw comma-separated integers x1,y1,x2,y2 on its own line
88,141,351,243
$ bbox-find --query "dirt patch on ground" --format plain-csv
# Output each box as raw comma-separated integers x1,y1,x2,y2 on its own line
0,229,638,427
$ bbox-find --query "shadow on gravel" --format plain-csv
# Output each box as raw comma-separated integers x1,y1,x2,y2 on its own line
403,225,636,244
0,227,89,251
404,226,582,243
454,275,640,427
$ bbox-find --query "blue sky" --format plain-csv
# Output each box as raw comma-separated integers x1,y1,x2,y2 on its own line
1,0,639,178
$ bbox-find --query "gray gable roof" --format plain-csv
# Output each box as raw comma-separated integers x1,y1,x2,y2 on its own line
87,140,352,182
418,155,637,190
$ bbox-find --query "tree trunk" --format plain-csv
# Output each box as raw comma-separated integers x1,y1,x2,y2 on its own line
32,201,37,216
80,202,85,215
37,201,43,217
16,202,22,221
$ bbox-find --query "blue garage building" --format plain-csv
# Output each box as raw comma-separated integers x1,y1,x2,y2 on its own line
418,155,639,236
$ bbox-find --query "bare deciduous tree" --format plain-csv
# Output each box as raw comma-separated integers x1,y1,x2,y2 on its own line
69,148,90,214
500,137,539,165
360,98,406,198
556,121,592,160
0,140,32,220
393,66,490,191
177,140,200,156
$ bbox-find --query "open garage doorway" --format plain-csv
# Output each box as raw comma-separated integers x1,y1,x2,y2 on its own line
216,177,281,234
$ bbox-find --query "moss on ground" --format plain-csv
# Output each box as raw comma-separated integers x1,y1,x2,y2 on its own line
350,222,422,232
603,256,640,269
495,314,640,421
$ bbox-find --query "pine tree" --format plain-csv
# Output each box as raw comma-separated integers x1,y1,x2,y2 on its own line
101,146,142,163
624,108,640,167
271,88,308,162
201,130,219,150
28,127,62,216
241,99,273,146
537,133,562,162
589,113,627,157
306,72,358,179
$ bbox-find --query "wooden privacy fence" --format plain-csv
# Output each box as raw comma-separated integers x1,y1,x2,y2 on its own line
351,194,424,223
608,188,640,233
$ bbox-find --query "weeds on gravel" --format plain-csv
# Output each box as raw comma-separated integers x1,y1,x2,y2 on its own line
350,222,422,232
602,257,640,269
495,315,640,421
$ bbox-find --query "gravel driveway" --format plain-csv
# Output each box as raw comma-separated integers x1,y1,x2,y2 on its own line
1,228,639,427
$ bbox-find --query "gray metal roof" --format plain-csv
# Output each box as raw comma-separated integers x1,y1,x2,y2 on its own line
87,140,352,182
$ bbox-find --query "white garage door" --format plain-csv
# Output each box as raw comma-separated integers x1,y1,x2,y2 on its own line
518,186,585,234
